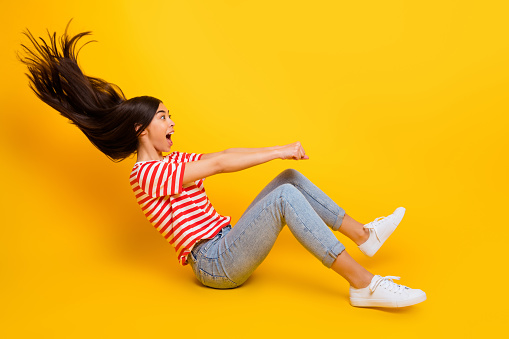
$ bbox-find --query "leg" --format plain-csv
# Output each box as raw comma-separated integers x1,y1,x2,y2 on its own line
331,251,373,289
188,181,426,308
241,169,368,244
338,214,369,246
240,169,345,231
192,183,372,289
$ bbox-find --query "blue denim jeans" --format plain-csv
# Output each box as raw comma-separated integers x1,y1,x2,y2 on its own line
187,169,346,289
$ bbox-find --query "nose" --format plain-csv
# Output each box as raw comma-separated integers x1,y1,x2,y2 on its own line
168,118,175,128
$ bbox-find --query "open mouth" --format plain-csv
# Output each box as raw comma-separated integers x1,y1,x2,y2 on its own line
166,132,173,146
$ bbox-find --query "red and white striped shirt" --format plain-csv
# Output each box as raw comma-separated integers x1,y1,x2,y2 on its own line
130,151,231,265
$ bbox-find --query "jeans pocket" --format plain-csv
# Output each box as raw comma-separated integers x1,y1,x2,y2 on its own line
198,269,238,289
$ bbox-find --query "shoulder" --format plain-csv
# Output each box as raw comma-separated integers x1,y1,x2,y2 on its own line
166,151,182,161
167,151,203,162
132,160,160,169
130,160,167,179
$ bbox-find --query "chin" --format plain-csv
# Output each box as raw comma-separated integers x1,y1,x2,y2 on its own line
157,147,171,155
159,145,172,152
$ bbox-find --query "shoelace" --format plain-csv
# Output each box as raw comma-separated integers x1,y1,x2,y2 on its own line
370,276,409,294
363,216,387,242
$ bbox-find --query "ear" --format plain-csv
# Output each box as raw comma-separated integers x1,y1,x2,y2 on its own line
135,124,148,136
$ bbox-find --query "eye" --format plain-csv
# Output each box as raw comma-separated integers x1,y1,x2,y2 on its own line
160,115,165,120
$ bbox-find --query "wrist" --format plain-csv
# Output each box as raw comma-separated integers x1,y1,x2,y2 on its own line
270,148,282,160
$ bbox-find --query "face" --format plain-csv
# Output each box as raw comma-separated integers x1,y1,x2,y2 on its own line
141,103,175,153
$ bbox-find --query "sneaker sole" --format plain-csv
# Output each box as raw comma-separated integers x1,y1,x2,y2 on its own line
350,293,426,308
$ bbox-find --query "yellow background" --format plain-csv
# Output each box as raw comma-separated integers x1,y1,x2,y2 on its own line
1,0,508,337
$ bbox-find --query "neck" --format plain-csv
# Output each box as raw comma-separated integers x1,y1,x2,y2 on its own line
136,143,164,162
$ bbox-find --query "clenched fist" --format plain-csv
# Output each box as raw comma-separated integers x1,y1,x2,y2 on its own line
276,142,309,160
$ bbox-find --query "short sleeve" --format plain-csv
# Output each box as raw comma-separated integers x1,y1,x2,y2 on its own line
186,153,203,162
136,161,186,197
168,152,203,163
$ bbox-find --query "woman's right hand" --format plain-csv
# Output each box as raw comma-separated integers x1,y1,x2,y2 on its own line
276,142,309,160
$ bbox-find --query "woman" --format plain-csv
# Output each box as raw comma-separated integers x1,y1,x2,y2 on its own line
20,22,426,308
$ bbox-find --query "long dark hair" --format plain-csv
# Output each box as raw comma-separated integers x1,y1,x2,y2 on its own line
19,21,161,162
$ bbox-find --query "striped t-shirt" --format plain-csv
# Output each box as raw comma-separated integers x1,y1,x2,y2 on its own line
130,151,231,265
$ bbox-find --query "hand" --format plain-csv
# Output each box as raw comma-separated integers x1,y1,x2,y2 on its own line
277,142,309,160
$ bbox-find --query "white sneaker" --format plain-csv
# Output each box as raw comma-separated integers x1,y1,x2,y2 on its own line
350,275,426,308
358,207,405,257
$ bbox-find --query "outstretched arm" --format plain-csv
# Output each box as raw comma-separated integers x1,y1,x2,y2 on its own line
225,146,282,153
200,146,281,160
183,142,308,184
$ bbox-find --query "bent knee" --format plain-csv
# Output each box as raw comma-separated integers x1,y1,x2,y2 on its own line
276,184,303,206
277,183,299,196
279,168,301,178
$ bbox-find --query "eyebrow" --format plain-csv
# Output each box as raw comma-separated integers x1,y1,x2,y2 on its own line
156,110,167,114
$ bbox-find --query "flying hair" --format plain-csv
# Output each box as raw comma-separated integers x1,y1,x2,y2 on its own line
19,20,161,162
